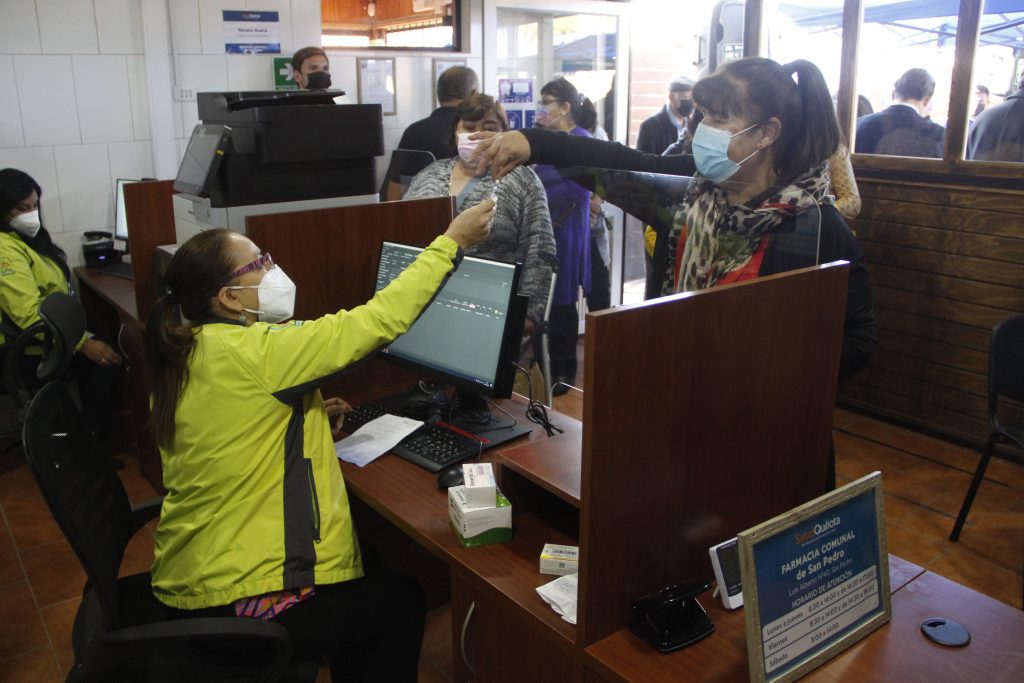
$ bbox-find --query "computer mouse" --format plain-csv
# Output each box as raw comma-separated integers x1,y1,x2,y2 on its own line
436,465,465,491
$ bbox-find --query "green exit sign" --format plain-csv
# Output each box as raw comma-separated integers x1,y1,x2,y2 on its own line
274,57,298,90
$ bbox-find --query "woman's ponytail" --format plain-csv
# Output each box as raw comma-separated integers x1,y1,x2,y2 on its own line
143,228,239,447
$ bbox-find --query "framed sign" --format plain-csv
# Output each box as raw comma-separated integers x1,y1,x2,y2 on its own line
738,472,890,683
432,58,467,105
357,58,397,116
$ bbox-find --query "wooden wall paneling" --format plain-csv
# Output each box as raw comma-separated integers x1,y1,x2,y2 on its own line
840,380,990,441
122,180,177,323
858,181,1024,216
868,265,1024,312
859,243,1022,290
873,307,990,352
867,347,986,396
851,366,987,419
874,326,989,374
244,197,455,397
577,264,849,648
857,221,1024,263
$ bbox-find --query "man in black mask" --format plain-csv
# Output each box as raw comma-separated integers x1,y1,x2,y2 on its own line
292,46,331,90
635,76,694,155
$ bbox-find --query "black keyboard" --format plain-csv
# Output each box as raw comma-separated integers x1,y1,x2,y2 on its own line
92,261,133,280
342,402,482,472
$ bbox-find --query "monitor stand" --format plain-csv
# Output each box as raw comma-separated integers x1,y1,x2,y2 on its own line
376,383,532,451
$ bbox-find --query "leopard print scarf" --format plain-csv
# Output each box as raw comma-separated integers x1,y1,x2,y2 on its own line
675,165,832,292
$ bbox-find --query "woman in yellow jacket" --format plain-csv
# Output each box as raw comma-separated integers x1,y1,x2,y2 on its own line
0,169,123,430
145,200,494,681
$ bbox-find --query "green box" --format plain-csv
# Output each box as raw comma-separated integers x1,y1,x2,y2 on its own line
448,485,513,548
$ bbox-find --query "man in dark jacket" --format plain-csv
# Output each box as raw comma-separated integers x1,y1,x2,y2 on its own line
855,68,945,158
636,76,694,155
967,75,1024,162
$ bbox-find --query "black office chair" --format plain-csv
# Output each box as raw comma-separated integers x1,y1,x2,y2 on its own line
949,313,1024,608
23,380,321,682
2,292,83,414
378,148,437,202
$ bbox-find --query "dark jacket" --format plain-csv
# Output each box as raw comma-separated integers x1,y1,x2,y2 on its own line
397,106,458,160
855,104,945,158
636,106,682,155
520,127,876,380
966,89,1024,162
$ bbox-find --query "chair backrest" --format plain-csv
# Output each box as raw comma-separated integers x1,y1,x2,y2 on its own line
989,313,1024,402
22,381,136,631
1,293,86,414
378,148,437,201
37,292,86,381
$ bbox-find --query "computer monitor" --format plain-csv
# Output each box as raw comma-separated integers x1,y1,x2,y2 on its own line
373,241,527,399
114,178,139,241
173,123,232,197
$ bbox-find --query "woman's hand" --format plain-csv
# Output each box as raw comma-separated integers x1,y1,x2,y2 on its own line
470,131,532,180
589,194,604,224
81,339,123,368
324,396,353,441
444,198,494,249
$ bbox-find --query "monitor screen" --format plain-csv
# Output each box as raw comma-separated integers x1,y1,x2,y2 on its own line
114,178,139,240
173,124,231,197
374,241,525,398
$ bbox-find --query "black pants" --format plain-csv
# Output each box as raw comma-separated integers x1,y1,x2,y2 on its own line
549,303,580,379
166,570,425,683
586,235,611,313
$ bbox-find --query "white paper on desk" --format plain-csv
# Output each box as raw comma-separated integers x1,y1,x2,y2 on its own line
335,414,423,467
536,572,578,625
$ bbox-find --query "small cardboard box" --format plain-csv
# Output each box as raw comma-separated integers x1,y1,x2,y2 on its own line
462,463,497,508
448,485,512,548
539,543,579,576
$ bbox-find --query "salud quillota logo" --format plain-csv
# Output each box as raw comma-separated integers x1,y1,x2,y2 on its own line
793,516,841,545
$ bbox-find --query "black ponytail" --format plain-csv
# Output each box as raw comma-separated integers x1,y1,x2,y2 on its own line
692,57,839,184
144,228,239,447
0,168,70,281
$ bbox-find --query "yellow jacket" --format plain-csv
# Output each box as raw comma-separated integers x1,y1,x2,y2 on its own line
152,235,462,609
0,231,71,345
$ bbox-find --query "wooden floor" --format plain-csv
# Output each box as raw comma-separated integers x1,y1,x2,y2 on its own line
0,392,1020,680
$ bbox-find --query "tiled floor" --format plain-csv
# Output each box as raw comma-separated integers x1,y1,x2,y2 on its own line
0,393,1020,680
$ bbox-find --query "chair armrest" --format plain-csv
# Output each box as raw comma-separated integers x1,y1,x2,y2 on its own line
128,497,163,534
76,617,293,683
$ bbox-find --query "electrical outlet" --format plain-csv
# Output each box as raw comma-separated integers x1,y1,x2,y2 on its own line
173,86,197,102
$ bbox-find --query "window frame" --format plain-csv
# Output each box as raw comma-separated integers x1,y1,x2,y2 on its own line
744,0,1021,183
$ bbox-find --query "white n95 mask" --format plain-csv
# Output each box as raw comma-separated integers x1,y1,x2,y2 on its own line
9,210,41,238
230,266,297,323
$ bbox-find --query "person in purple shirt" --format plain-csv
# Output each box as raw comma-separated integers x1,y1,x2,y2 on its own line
533,78,592,395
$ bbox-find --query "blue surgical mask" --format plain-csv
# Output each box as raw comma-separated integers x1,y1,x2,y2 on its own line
691,121,762,183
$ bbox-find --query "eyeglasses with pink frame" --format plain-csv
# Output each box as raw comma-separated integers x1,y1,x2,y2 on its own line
230,252,273,279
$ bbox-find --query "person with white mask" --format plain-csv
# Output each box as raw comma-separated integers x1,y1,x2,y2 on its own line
0,168,123,433
145,202,494,681
404,93,555,338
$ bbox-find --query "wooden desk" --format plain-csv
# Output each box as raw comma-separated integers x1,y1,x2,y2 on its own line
76,266,162,489
581,559,1024,682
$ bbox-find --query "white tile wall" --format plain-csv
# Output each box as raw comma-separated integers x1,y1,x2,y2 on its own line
0,147,64,233
169,0,203,55
246,0,293,55
177,54,229,92
73,56,135,143
0,57,26,148
95,0,145,55
126,55,152,140
107,140,154,181
37,0,100,55
198,0,237,55
289,0,322,51
52,230,88,268
0,0,43,55
226,54,275,91
15,55,81,147
53,144,112,233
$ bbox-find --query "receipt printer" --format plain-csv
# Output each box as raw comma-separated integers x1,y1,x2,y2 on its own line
83,236,120,267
